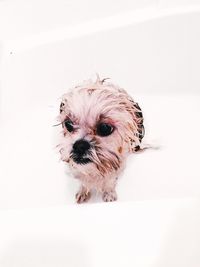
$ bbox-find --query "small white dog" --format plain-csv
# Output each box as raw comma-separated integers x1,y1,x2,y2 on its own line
57,76,144,203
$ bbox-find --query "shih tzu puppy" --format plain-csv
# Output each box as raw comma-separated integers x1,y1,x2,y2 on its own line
56,76,145,203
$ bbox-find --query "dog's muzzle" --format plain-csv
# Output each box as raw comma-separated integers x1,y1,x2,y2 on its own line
71,139,92,164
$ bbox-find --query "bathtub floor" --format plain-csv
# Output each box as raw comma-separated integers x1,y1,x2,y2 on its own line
0,197,200,267
0,94,200,209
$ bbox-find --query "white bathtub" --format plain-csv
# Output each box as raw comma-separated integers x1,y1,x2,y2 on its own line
0,1,200,266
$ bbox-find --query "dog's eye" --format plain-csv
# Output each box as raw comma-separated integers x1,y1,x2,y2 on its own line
97,123,114,136
64,120,74,132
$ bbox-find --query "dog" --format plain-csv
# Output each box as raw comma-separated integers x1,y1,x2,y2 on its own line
56,76,145,203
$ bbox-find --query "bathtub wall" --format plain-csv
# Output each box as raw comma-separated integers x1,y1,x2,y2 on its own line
1,6,200,124
0,1,200,40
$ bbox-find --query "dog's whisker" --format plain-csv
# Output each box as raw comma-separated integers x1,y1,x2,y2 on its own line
53,122,63,127
101,77,110,83
53,118,71,127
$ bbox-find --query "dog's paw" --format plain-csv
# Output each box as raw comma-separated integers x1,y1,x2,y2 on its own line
102,190,117,202
76,190,91,204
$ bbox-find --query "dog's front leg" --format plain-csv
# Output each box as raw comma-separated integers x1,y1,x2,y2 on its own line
76,185,91,204
102,178,117,202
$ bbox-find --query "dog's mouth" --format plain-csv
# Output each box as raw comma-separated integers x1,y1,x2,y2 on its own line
71,155,92,165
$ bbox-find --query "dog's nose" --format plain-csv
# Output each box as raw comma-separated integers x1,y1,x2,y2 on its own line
73,139,90,155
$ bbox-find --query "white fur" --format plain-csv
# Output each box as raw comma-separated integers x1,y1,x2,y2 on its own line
57,77,143,203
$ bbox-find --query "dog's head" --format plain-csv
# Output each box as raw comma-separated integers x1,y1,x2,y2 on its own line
57,77,143,175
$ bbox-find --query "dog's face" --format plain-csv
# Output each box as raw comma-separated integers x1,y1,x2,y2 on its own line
58,79,142,176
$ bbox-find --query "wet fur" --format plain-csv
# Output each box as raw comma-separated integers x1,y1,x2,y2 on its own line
57,77,144,203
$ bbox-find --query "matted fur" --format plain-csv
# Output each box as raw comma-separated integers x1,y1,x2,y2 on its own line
57,76,144,203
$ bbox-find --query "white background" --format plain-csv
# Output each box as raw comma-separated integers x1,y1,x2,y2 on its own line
0,1,200,266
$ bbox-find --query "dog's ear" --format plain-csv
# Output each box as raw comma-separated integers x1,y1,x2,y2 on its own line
123,97,145,151
58,101,68,128
59,102,65,113
132,102,145,143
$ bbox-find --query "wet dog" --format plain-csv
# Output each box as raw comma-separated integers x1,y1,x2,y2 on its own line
57,76,144,203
